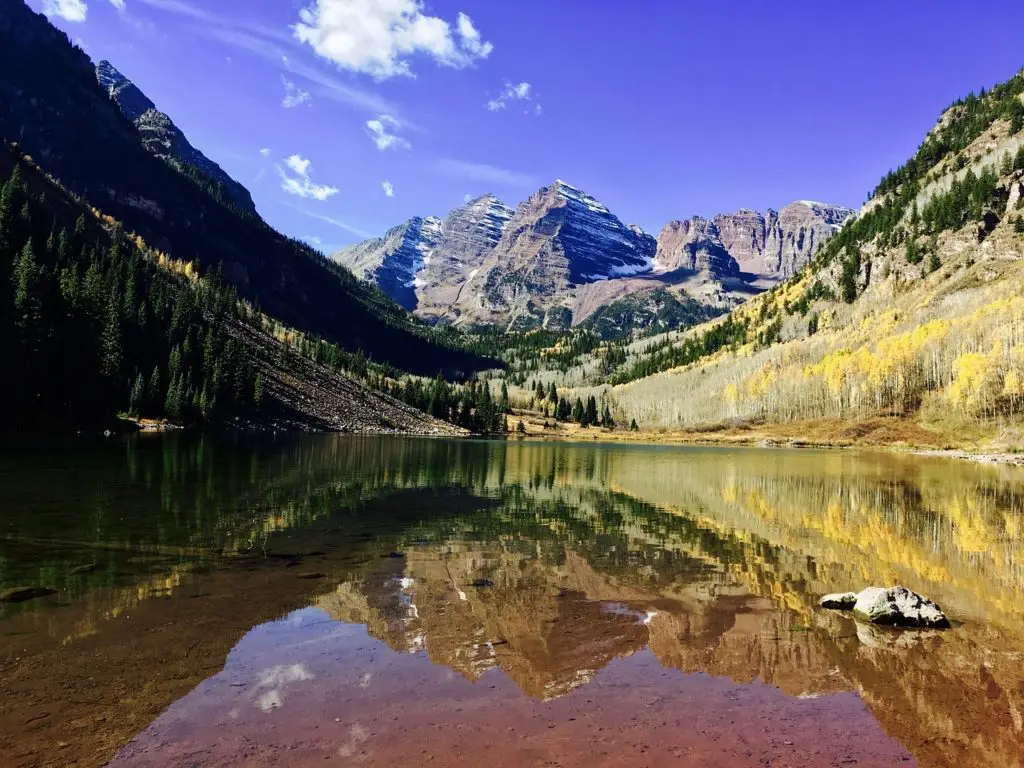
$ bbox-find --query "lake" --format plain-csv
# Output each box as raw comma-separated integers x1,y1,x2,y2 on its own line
1,435,1022,767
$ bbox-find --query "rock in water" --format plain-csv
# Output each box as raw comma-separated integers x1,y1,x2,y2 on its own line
819,592,858,609
852,586,950,628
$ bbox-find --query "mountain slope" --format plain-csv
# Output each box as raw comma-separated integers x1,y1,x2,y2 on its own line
95,60,256,214
0,0,488,377
605,69,1024,445
0,146,459,434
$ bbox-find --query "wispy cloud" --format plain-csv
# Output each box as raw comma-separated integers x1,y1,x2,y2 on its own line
110,0,126,11
277,154,338,201
434,158,536,188
259,148,272,157
287,205,374,239
281,76,312,108
381,181,394,197
42,0,88,22
293,0,492,80
365,115,410,151
486,81,540,114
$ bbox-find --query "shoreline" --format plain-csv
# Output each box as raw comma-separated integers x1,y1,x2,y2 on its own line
510,413,1024,466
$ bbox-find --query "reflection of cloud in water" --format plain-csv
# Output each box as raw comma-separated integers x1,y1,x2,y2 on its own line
338,722,369,759
254,663,314,712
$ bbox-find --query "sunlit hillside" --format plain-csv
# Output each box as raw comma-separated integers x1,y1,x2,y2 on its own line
601,69,1024,444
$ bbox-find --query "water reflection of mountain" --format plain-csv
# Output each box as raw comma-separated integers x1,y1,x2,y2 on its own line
315,455,1024,768
3,436,1024,768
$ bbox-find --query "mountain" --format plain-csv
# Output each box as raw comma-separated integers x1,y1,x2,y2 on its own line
0,0,488,378
95,60,256,213
602,68,1024,446
456,180,658,329
714,201,855,277
334,183,852,333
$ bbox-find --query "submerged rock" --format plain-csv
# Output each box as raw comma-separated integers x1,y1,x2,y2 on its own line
820,585,950,628
1,586,57,603
819,592,858,609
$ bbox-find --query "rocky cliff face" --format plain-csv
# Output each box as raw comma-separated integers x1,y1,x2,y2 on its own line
95,60,256,213
332,216,443,310
715,201,855,278
334,182,853,331
653,217,740,277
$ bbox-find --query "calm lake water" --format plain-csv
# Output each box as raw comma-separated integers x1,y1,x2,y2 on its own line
1,435,1023,767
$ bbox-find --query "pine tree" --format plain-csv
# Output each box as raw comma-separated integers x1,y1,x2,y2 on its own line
253,372,265,410
148,366,162,413
630,418,639,432
548,382,557,403
500,381,510,413
100,299,123,383
585,396,598,426
129,373,145,416
602,406,614,428
572,397,585,424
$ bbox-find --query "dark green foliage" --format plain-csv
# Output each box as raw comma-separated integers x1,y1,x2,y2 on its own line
579,288,723,341
920,168,1000,234
601,405,614,429
584,396,598,427
396,376,506,436
807,313,819,336
499,381,510,413
1014,217,1024,234
0,157,261,429
572,397,585,424
840,247,862,303
630,419,639,432
610,316,748,385
905,237,923,264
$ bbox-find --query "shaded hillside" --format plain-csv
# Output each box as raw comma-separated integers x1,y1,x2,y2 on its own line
0,0,489,378
0,147,459,435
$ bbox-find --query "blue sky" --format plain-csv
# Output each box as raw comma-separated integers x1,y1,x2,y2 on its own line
33,0,1024,252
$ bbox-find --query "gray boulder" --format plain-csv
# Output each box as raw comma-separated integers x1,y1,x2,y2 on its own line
820,585,950,628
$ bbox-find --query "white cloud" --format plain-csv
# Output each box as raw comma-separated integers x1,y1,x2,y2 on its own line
293,0,492,80
303,235,324,248
487,81,540,113
381,181,394,197
136,0,399,117
434,158,536,188
277,154,338,201
109,0,126,10
365,115,410,151
259,148,271,157
43,0,88,22
281,77,312,108
463,193,472,203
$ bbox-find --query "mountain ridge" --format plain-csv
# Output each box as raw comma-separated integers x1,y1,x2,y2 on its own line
95,60,257,213
334,185,853,333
